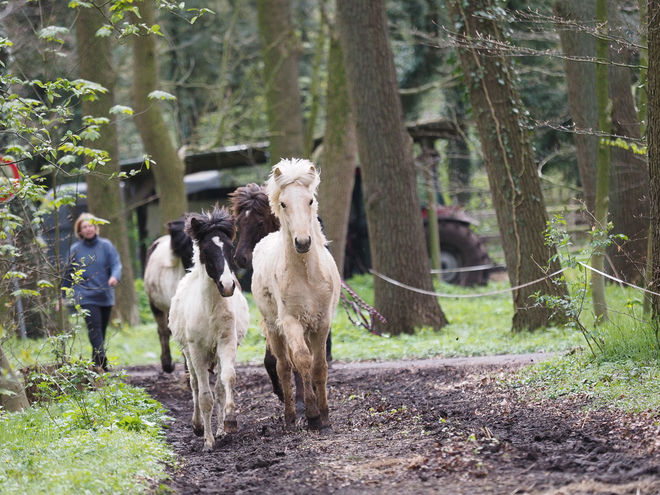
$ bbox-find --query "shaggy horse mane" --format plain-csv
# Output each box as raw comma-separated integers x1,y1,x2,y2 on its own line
185,204,236,242
229,183,272,219
167,215,194,271
266,158,320,216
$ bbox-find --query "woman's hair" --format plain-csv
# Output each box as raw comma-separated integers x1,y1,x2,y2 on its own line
74,212,100,240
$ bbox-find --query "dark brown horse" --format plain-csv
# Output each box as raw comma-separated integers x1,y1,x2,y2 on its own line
229,183,332,413
230,183,280,270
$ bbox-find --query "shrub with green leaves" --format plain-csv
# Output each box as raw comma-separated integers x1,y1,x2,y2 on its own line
0,374,174,495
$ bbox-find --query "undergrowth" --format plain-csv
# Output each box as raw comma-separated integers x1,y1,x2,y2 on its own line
513,300,660,412
0,371,175,495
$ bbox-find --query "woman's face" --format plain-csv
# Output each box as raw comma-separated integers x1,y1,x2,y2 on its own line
80,220,97,240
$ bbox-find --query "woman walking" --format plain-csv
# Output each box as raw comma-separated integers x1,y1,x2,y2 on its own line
62,213,122,370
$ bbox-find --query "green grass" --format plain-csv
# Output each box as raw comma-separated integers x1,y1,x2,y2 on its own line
514,353,660,412
4,273,651,369
509,282,660,412
237,274,587,363
0,379,175,495
5,272,659,416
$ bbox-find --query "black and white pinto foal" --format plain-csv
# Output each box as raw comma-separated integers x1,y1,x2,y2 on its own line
169,206,249,451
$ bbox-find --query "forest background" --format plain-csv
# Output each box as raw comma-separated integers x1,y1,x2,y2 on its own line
1,0,660,411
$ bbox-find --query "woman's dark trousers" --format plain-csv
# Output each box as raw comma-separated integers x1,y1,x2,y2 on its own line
81,305,112,369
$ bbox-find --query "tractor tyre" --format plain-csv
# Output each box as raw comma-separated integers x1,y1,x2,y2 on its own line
436,221,490,287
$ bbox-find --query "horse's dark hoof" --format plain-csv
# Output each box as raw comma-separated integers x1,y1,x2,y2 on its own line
307,415,322,431
224,419,238,434
193,424,204,437
295,400,306,417
320,424,333,435
161,361,174,373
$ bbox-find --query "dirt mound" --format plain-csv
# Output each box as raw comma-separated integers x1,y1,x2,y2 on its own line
126,361,660,494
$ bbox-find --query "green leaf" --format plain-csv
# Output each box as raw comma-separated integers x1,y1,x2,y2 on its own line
96,25,114,38
80,127,101,141
39,26,69,44
109,105,134,115
71,79,108,95
57,155,77,165
148,90,176,101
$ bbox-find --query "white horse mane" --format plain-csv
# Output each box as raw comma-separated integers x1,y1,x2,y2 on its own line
266,158,320,218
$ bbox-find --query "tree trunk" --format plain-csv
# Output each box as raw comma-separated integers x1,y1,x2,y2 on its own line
256,0,305,163
556,0,649,285
317,34,357,276
76,5,140,325
446,0,568,331
638,0,648,136
132,0,188,234
606,4,649,286
446,87,472,207
591,0,611,322
420,138,443,285
553,0,598,217
336,0,448,335
0,344,29,412
448,134,471,207
648,0,660,322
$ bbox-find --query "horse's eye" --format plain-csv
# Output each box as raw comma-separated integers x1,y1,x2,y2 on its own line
309,199,313,206
280,202,286,209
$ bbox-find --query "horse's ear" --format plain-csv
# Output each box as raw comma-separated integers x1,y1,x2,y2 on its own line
309,165,316,174
274,167,282,179
188,216,203,239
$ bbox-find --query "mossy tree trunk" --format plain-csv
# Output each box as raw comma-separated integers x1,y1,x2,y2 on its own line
556,0,648,286
446,0,568,331
647,0,660,328
317,33,357,276
0,344,29,412
132,0,188,234
606,3,649,286
256,0,305,163
553,0,598,217
76,5,140,325
591,0,611,323
336,0,448,335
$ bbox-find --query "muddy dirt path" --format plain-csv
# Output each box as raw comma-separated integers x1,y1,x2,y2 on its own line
126,356,660,495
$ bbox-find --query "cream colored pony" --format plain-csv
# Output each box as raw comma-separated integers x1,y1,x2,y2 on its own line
251,158,341,432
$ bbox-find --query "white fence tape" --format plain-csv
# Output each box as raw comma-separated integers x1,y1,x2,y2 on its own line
372,262,660,299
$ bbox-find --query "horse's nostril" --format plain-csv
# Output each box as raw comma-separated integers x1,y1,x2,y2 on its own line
295,236,311,253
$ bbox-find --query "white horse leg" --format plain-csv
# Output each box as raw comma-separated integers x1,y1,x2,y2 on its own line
281,316,321,430
269,330,296,429
187,345,215,451
213,358,226,438
216,333,238,434
183,348,204,438
309,327,331,432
